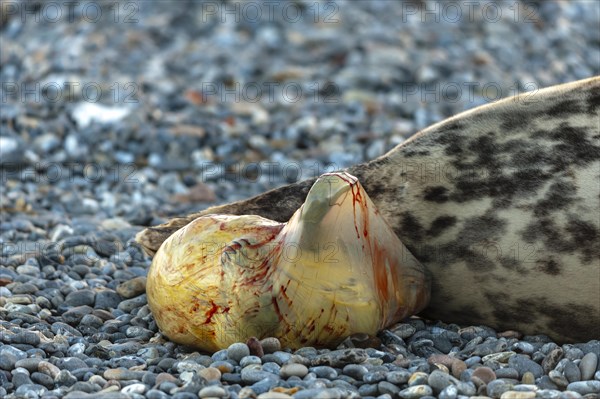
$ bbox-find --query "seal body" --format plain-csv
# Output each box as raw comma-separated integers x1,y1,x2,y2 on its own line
138,77,600,343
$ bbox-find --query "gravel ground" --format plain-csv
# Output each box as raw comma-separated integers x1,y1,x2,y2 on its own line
1,0,599,398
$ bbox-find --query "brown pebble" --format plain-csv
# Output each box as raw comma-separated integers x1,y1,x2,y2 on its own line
451,359,467,378
472,366,496,384
521,371,535,384
116,276,147,298
260,337,281,354
428,354,457,368
198,367,221,381
247,337,264,358
542,348,563,374
155,372,179,386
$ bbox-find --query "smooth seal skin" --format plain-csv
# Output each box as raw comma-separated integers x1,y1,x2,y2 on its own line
138,76,600,343
146,172,430,352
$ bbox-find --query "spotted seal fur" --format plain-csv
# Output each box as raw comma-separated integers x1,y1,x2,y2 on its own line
137,77,600,343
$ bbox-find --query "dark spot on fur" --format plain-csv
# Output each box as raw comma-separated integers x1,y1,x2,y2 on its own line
423,186,449,203
437,130,466,157
467,132,501,170
587,90,600,113
533,123,600,172
486,295,599,342
547,99,584,117
399,212,425,242
427,215,457,237
565,216,600,264
403,148,432,158
533,180,577,217
499,256,529,274
535,258,561,275
500,110,532,130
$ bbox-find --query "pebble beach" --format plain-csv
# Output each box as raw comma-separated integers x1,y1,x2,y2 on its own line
1,1,599,399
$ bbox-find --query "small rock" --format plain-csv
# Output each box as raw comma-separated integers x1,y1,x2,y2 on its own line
508,354,543,379
247,337,265,357
487,379,514,398
387,370,411,384
280,363,308,378
566,380,600,395
499,391,535,399
579,352,598,381
311,349,368,367
116,277,147,299
198,367,221,381
260,337,281,354
564,360,582,383
521,371,535,385
198,385,227,398
472,366,497,384
228,342,250,362
398,384,433,399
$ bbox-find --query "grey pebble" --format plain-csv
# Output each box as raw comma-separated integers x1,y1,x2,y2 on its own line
228,343,250,362
579,352,598,381
508,354,544,379
378,381,400,396
198,386,227,398
386,370,411,384
280,363,308,378
566,380,600,395
564,360,582,382
358,383,379,397
241,365,274,384
439,384,458,399
311,349,368,368
64,289,96,307
487,379,514,398
310,366,337,379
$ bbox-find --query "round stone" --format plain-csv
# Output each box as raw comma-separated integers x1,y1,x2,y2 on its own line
198,367,221,381
198,385,227,398
260,337,281,354
398,384,433,399
227,343,250,362
280,363,308,378
472,366,497,384
579,352,598,381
